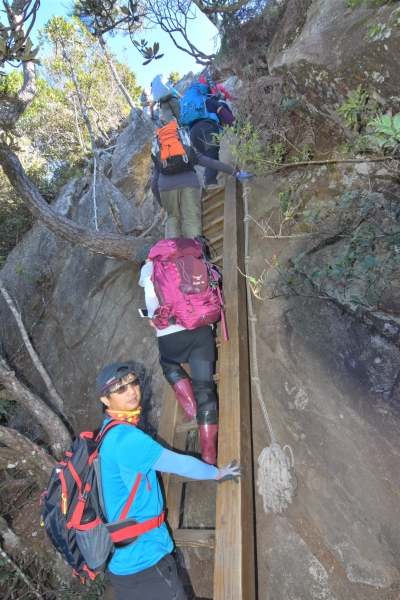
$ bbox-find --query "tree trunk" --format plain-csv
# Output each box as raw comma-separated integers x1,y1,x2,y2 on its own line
0,149,153,261
61,43,97,154
0,61,36,128
0,358,72,459
99,36,136,111
0,426,56,487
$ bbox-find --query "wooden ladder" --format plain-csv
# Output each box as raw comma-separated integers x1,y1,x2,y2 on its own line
157,178,256,600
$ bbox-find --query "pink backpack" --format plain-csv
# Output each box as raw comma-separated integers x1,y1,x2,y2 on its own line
148,238,228,340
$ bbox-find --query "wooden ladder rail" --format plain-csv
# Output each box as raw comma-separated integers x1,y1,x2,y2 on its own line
156,180,256,599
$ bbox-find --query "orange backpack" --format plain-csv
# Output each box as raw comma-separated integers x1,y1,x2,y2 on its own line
151,121,196,175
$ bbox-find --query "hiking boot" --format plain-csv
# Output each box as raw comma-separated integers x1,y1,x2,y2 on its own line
172,379,197,423
199,424,218,465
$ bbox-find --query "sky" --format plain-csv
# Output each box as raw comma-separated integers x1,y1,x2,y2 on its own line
27,0,220,88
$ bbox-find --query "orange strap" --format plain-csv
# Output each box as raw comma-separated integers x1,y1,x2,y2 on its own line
109,512,165,543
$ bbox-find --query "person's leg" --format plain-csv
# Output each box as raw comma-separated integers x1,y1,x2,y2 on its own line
191,378,218,465
159,99,175,124
160,356,197,423
180,187,202,238
160,189,181,238
168,96,181,121
188,358,213,381
155,553,187,600
187,328,218,464
203,121,221,184
189,121,206,154
108,554,187,600
190,121,221,183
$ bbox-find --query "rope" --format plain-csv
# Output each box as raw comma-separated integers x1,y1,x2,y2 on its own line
242,180,294,514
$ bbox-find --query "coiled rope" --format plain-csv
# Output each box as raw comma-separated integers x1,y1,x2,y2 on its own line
242,180,294,514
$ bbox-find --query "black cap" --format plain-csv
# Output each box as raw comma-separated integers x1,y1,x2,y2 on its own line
96,363,134,395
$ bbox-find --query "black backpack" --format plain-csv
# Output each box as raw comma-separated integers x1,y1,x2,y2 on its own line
40,421,165,582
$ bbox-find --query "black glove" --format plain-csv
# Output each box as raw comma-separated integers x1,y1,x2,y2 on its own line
215,460,244,483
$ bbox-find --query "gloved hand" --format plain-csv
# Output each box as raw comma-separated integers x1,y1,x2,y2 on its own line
237,172,254,181
215,460,244,483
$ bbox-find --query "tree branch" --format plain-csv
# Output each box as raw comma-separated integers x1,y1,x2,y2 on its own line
0,277,66,416
99,36,136,110
0,149,154,261
0,425,56,487
0,357,72,459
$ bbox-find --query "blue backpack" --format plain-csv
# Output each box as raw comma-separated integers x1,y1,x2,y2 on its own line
180,83,220,128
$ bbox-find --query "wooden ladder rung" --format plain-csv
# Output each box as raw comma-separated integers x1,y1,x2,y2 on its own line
169,474,201,484
202,187,225,203
203,199,224,218
175,420,199,433
203,215,224,234
209,233,223,246
173,528,215,548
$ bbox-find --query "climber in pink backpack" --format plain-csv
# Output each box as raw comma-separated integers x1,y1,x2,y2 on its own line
138,238,227,465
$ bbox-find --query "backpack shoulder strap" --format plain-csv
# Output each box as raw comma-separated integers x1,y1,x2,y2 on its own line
95,421,142,521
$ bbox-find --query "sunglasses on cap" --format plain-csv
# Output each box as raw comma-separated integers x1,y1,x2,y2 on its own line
111,378,140,395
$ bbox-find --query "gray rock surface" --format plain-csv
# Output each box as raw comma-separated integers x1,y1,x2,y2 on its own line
268,0,400,122
247,171,400,598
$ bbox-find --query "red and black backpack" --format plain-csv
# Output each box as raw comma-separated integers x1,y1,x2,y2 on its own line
40,421,164,582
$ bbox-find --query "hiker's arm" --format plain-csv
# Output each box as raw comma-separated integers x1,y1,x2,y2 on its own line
152,448,218,479
218,84,235,101
152,449,244,483
149,100,156,119
139,261,159,318
195,152,238,176
142,275,159,317
172,87,183,99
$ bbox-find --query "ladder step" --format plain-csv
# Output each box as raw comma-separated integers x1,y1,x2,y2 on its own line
169,474,202,484
175,420,199,433
209,233,223,246
172,528,215,548
202,187,225,203
203,199,224,218
203,214,224,233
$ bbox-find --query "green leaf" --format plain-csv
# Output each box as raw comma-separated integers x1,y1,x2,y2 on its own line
293,251,306,266
142,58,152,65
350,295,361,303
393,112,400,130
154,42,159,54
121,6,131,15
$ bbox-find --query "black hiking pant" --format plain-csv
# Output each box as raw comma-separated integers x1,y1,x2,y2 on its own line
190,119,221,185
108,553,187,600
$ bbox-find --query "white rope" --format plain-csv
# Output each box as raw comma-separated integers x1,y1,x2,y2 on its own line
93,154,99,231
242,181,294,514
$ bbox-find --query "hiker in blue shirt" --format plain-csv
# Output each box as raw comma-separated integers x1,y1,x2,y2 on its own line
97,362,243,600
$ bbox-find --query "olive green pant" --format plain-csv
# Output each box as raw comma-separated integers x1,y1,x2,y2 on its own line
160,187,202,238
159,96,180,124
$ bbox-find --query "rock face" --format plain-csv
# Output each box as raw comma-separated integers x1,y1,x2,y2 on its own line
111,108,155,211
0,109,164,436
246,169,400,598
268,0,400,122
